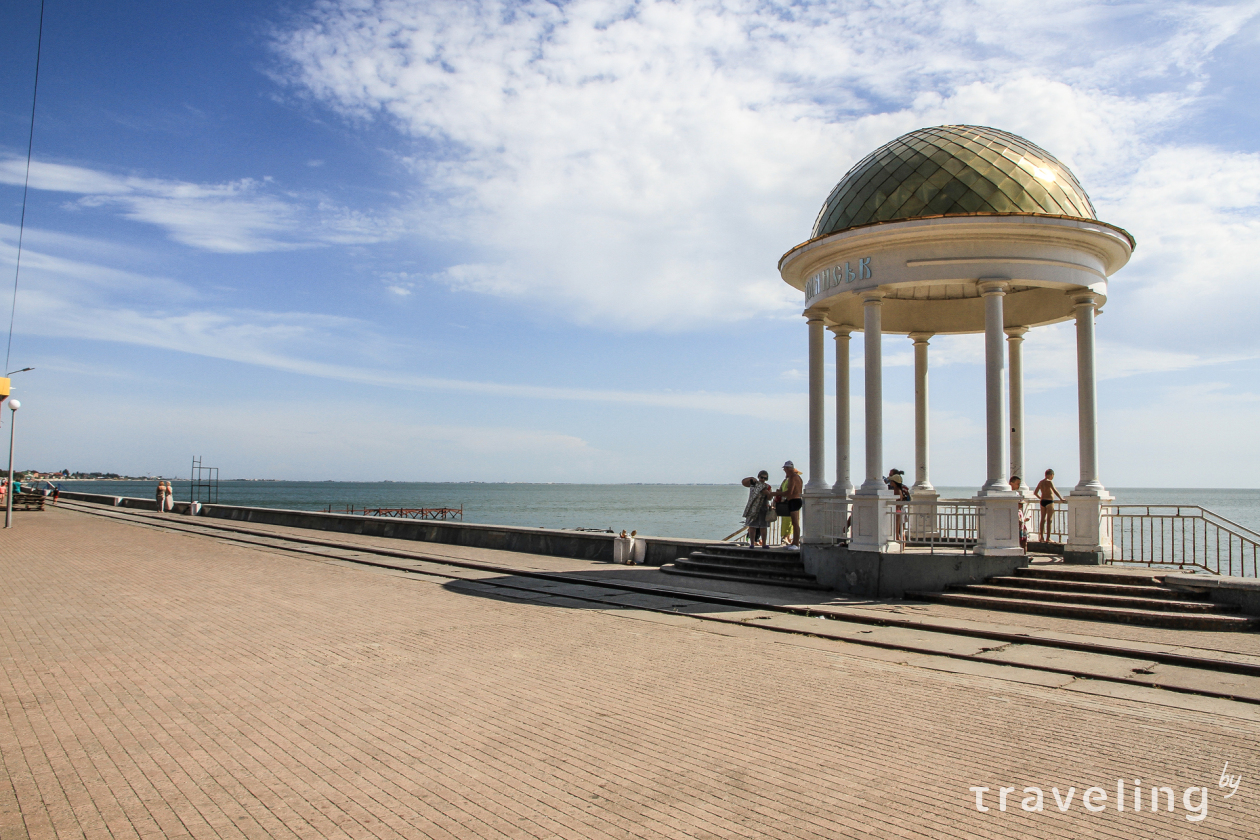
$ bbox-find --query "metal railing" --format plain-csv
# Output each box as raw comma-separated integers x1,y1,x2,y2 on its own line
322,505,464,520
898,498,982,553
1021,502,1068,544
1104,504,1260,577
769,494,1259,574
723,517,784,547
810,497,982,552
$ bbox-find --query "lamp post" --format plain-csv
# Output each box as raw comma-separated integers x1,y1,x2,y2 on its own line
5,399,20,528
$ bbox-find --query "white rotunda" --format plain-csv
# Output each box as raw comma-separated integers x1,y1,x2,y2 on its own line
778,125,1133,564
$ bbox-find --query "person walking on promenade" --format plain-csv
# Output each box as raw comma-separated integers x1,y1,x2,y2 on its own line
741,471,773,547
1034,469,1065,543
155,481,171,514
774,461,804,549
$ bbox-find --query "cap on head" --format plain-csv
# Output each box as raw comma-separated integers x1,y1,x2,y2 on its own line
783,461,794,469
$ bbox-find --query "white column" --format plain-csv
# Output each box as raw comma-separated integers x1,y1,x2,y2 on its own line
974,281,1020,556
909,333,934,494
859,296,884,493
850,294,895,554
908,333,937,539
978,281,1011,494
806,314,827,492
1006,326,1029,495
830,326,853,498
1073,295,1103,493
1066,292,1111,565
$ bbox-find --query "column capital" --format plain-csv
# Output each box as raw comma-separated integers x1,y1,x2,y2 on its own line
977,278,1009,296
804,308,827,323
1004,326,1029,339
1069,290,1100,307
828,324,854,338
860,290,885,305
908,331,933,345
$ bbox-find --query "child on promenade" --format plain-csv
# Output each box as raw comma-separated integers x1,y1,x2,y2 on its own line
1034,469,1065,543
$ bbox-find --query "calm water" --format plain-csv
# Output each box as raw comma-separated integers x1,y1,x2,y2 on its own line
51,480,1260,540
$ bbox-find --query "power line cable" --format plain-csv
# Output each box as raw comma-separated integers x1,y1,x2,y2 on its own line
7,0,47,371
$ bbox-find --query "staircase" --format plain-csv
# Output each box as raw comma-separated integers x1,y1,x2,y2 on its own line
908,566,1258,631
661,545,826,590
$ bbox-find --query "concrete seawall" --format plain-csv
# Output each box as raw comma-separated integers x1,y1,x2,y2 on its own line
59,490,712,567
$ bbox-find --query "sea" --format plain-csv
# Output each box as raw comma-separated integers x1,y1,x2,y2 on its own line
48,480,1260,541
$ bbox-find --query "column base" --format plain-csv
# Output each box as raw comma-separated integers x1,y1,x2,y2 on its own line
974,494,1024,556
830,486,854,540
907,487,938,539
849,490,897,553
802,488,846,545
1066,490,1113,560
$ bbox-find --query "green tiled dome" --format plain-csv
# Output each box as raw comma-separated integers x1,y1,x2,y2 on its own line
812,125,1096,238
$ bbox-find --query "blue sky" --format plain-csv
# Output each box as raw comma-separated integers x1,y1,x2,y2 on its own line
1,0,1258,486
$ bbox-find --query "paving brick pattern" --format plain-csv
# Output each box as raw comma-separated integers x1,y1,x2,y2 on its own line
2,509,1256,838
97,504,1260,659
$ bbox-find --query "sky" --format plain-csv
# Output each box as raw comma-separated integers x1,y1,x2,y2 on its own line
1,0,1258,486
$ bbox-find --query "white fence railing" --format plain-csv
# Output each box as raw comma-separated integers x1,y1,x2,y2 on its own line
1025,503,1069,544
724,517,784,547
721,497,1259,576
1104,504,1260,577
898,498,982,553
812,497,983,553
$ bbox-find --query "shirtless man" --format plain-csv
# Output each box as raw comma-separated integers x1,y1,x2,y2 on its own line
774,461,804,548
1034,469,1065,542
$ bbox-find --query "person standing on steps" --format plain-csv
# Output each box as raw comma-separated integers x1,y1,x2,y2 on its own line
774,461,804,549
776,470,798,546
1034,469,1065,543
741,470,773,548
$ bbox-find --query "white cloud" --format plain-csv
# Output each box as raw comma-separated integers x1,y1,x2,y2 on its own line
0,156,401,253
271,0,1258,333
0,227,800,419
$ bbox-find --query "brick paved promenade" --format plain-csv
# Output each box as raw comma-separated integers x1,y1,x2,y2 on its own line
2,509,1255,838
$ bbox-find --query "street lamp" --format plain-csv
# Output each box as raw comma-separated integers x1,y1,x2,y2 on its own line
5,399,20,528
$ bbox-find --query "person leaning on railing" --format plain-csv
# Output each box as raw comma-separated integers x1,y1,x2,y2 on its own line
1010,476,1028,550
886,469,911,540
1034,469,1065,543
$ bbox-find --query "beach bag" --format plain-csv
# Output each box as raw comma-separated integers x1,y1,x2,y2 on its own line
774,499,790,517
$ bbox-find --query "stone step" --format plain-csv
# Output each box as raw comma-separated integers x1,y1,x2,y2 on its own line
1015,566,1163,586
698,545,802,561
669,557,815,582
906,591,1259,631
660,563,829,590
985,576,1205,601
957,584,1238,613
682,551,809,571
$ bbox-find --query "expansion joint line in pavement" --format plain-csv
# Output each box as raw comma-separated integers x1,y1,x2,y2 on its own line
58,500,1260,706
